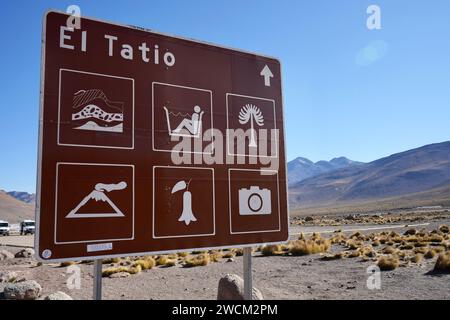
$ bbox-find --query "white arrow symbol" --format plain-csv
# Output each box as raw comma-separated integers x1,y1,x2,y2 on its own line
260,65,274,87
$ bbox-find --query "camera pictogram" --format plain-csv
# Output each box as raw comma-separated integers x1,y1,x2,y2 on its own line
238,186,272,215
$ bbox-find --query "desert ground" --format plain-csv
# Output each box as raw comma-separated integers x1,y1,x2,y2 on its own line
1,209,449,300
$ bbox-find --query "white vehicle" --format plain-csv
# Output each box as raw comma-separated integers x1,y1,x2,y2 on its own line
0,220,10,236
20,220,35,235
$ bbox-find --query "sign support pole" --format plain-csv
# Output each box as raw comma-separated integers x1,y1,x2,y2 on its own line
243,247,252,300
93,259,102,300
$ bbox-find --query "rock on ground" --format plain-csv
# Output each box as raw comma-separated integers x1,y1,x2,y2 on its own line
3,280,42,300
0,250,14,260
44,291,73,300
0,271,17,283
217,274,263,300
14,248,35,258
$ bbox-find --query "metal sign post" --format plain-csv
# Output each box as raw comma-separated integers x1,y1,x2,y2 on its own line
243,247,252,300
93,259,102,300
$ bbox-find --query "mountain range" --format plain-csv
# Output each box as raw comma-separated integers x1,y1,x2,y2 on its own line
289,141,450,210
6,191,36,204
288,156,363,185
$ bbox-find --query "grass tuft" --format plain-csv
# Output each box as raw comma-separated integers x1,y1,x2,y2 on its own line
433,252,450,273
184,253,210,267
410,254,423,263
288,239,330,256
377,255,399,271
209,251,223,262
404,229,417,236
60,261,76,267
133,257,155,270
321,252,345,261
102,257,121,264
438,225,449,234
424,249,437,259
261,245,284,256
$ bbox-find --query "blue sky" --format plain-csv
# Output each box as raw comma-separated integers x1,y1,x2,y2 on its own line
1,0,449,192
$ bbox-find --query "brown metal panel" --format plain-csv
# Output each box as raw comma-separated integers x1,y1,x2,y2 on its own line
36,11,288,261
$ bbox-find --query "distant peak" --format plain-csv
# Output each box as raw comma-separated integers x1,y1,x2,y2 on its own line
293,157,313,165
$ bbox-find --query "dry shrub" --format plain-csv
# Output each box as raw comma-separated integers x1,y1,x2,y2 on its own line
361,246,376,258
321,252,344,261
102,257,121,264
164,259,177,267
391,237,403,244
417,231,427,237
404,229,417,236
438,225,449,234
347,250,360,258
330,233,347,244
414,247,428,254
222,251,235,258
209,251,223,262
424,249,437,259
177,252,189,258
434,252,450,273
400,244,414,250
382,246,396,254
346,239,362,250
377,255,399,271
414,242,427,248
184,253,210,267
397,251,407,260
133,257,155,270
389,231,400,238
405,236,418,243
102,266,128,277
288,239,330,256
410,254,423,263
128,264,142,274
233,248,244,256
310,232,321,240
350,231,364,240
261,244,283,256
191,250,207,255
434,246,445,253
372,240,381,247
428,235,444,243
156,255,169,266
60,261,76,267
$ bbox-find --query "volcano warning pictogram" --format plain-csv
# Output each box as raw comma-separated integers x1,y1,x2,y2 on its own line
66,181,127,218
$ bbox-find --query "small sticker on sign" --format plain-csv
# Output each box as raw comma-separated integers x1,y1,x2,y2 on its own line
87,242,113,252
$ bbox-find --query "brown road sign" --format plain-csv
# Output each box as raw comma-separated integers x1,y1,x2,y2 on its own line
36,11,289,262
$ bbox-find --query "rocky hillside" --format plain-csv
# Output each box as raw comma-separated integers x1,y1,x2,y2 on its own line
0,190,34,223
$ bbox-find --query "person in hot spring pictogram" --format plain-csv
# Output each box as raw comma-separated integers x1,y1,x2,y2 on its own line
172,105,203,135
